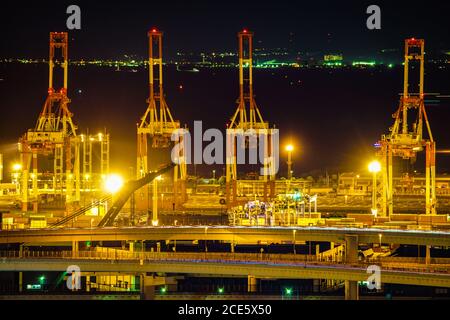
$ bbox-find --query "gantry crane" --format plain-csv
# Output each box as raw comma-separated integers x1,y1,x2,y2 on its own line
226,30,277,207
19,32,80,212
137,28,187,210
377,38,436,216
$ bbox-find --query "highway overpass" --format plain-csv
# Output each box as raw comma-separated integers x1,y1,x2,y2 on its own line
1,226,449,246
1,251,449,288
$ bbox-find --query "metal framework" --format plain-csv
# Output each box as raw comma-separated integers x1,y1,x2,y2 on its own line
80,132,110,190
19,32,80,212
137,28,187,209
226,30,276,207
378,38,435,216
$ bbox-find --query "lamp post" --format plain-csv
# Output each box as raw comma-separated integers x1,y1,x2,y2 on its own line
293,229,297,255
286,145,294,180
152,175,163,226
368,160,381,217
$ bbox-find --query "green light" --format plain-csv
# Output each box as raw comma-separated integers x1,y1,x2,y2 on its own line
27,284,42,290
284,287,293,295
160,286,167,294
388,63,394,68
218,287,224,294
39,276,45,284
352,61,376,67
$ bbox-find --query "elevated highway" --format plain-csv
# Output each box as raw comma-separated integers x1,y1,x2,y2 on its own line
1,250,449,288
1,226,449,246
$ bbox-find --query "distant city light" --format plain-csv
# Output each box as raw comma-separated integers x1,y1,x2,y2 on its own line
352,61,376,67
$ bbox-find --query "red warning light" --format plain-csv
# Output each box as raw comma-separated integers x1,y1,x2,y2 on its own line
151,28,158,33
243,29,248,33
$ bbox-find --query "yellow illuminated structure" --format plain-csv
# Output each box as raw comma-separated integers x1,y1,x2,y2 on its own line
137,28,187,209
18,32,79,212
226,29,276,208
377,38,435,216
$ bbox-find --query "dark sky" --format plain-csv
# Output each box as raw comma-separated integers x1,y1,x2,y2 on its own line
1,0,449,59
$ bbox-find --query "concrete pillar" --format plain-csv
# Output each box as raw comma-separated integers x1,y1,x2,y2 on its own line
247,275,258,293
426,245,431,265
86,274,91,292
140,275,156,300
345,234,358,264
344,235,359,300
72,241,79,258
18,272,23,293
313,279,320,293
345,280,359,300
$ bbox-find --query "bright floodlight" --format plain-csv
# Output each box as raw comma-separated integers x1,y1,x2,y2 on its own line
12,163,22,171
368,160,381,173
104,174,124,194
286,144,294,152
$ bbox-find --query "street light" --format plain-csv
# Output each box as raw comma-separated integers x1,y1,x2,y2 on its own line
285,145,294,180
104,174,124,194
152,175,163,226
368,160,381,216
104,174,124,219
12,163,22,172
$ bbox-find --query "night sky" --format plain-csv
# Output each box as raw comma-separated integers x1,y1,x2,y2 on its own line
1,1,450,177
1,0,449,60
